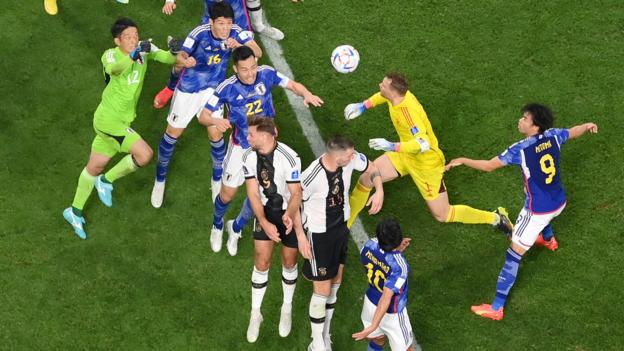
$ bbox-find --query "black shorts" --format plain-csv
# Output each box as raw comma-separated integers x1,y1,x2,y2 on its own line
252,207,298,249
302,222,349,281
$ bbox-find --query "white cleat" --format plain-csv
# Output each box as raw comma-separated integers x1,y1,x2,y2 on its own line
211,178,221,203
259,26,284,41
246,309,263,343
308,341,325,351
210,225,223,252
278,303,292,337
226,220,242,256
151,180,165,208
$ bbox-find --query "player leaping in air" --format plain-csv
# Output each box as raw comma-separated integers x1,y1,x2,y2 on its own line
199,45,323,256
155,0,284,109
344,72,514,234
63,18,190,239
445,103,598,320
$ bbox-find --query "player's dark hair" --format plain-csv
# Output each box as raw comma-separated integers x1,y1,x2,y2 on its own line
326,135,355,152
111,17,138,39
209,2,234,20
522,103,554,133
248,116,277,136
385,72,409,96
233,46,256,64
376,219,404,252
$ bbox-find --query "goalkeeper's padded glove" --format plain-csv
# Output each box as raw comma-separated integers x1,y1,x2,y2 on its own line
344,102,366,120
130,40,153,62
369,138,398,152
167,36,181,54
129,47,142,61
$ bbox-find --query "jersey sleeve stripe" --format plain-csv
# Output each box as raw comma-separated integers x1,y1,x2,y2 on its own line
276,145,297,167
302,163,323,187
216,76,237,93
400,107,416,127
189,24,211,37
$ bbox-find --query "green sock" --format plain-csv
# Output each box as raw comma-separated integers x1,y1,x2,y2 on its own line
104,154,139,183
71,168,96,212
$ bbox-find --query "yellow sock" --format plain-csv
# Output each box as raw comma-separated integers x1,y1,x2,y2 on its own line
446,205,496,225
347,182,372,228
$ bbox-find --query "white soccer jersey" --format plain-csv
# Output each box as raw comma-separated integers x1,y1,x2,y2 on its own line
243,142,301,211
301,151,369,233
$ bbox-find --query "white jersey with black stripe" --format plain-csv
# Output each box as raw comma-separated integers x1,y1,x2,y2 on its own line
301,151,369,233
242,142,301,210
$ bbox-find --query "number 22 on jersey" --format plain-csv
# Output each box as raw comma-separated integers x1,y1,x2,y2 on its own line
245,100,263,116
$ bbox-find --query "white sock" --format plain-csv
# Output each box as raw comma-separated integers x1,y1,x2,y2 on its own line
246,0,266,32
309,293,328,349
323,283,340,339
251,266,269,310
282,264,297,305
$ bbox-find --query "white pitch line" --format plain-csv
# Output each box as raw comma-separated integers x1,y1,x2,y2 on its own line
257,31,369,251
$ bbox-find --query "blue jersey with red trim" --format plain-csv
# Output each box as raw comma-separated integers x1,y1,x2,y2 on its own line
202,0,251,30
205,65,290,148
498,128,570,213
360,239,410,314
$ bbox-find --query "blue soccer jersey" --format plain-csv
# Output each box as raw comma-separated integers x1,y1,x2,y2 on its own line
202,0,251,30
205,65,290,148
498,128,570,213
360,239,410,314
177,23,253,93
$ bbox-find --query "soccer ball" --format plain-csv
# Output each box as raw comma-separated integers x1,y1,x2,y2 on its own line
331,45,360,74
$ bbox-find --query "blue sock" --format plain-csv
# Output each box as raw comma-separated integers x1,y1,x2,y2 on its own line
156,133,177,182
368,340,384,351
492,247,523,311
213,194,230,230
210,138,226,181
233,197,254,232
542,224,554,241
166,67,180,91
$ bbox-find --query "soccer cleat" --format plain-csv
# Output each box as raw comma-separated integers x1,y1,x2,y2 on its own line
535,233,559,251
471,303,504,321
246,309,263,343
95,175,113,207
151,180,166,208
44,0,58,15
226,220,242,256
211,178,221,204
278,303,292,337
153,86,174,109
63,208,87,240
116,0,129,3
210,225,223,253
258,26,284,41
307,341,326,351
494,207,513,236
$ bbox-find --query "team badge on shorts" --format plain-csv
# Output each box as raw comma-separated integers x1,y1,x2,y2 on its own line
318,267,327,277
126,127,135,134
254,83,267,95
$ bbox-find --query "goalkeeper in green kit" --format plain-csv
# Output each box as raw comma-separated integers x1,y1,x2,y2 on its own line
63,17,193,239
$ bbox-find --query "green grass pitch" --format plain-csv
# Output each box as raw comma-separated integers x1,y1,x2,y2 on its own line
1,0,623,350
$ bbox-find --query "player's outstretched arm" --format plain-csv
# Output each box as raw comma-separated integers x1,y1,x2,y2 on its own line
568,122,598,139
362,162,384,215
445,156,504,173
162,0,176,15
352,287,395,341
286,80,324,107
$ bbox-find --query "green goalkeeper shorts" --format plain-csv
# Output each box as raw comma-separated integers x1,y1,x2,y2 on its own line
91,120,142,157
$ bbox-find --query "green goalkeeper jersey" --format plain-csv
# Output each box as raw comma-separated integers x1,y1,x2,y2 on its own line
94,46,175,128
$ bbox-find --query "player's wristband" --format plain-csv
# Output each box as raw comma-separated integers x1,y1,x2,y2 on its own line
129,48,141,61
363,100,374,110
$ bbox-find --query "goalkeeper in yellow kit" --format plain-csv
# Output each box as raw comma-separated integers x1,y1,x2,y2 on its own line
344,73,513,233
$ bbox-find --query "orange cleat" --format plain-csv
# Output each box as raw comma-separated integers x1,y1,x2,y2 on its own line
535,234,558,251
153,86,174,109
471,304,504,321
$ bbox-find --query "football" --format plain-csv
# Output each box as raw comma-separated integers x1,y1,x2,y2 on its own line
331,45,360,73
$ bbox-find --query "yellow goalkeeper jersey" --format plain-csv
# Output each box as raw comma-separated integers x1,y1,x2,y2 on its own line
367,91,445,170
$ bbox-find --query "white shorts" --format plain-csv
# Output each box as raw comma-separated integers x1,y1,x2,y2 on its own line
221,142,249,188
167,88,223,129
512,204,566,250
361,295,413,351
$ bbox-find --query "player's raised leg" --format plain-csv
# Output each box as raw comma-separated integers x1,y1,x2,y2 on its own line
207,125,226,203
246,0,284,40
348,154,398,228
211,184,239,252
